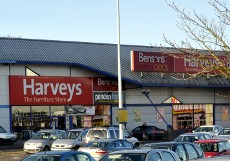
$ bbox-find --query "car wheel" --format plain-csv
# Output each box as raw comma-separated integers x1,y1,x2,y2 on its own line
143,133,150,140
43,146,50,151
0,139,3,145
74,145,80,150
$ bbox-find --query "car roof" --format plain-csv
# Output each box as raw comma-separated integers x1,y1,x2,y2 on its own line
143,141,192,146
68,128,87,132
90,127,119,130
32,150,80,155
109,149,173,154
87,138,125,142
195,139,228,143
39,129,65,132
198,125,219,127
179,133,208,136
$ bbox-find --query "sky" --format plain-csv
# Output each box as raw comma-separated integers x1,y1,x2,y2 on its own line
0,0,225,47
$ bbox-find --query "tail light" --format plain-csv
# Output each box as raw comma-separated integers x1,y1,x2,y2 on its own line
96,150,108,154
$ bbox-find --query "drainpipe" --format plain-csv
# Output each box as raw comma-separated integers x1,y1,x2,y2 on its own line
141,89,173,140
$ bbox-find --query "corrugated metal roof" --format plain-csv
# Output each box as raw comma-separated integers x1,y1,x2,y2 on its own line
0,37,229,88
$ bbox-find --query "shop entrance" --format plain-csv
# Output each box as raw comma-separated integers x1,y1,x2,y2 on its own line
173,104,213,133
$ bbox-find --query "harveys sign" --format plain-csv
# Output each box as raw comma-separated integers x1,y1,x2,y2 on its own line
9,76,93,105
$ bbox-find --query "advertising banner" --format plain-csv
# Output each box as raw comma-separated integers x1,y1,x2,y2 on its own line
222,106,229,121
131,51,228,74
131,51,174,72
9,76,93,105
93,92,125,104
134,108,142,123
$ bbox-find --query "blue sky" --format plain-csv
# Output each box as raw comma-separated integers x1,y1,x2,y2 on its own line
0,0,222,46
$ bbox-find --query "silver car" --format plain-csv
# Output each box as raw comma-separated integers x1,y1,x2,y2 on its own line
23,129,65,154
193,125,223,137
85,127,140,148
99,149,181,161
216,128,230,142
51,128,89,150
79,139,135,161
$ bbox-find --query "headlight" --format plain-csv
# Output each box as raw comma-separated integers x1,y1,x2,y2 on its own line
36,143,43,147
66,144,74,148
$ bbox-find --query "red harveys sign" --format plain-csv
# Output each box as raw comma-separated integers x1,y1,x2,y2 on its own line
9,76,93,105
131,51,228,74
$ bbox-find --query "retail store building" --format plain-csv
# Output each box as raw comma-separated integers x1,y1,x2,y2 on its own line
0,38,230,135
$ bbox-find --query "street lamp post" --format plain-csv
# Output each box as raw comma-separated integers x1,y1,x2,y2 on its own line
117,0,123,139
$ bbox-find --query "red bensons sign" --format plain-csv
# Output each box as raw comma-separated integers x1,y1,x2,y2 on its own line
131,51,175,72
9,76,93,105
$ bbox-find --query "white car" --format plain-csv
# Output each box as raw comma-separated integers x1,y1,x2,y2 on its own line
85,127,140,148
216,127,230,142
193,125,223,137
23,129,65,154
51,128,89,150
0,126,17,145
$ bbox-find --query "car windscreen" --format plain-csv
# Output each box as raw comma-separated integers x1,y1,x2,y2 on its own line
87,130,107,138
59,131,77,139
103,153,146,161
0,126,6,133
31,131,51,139
195,127,213,132
22,155,61,161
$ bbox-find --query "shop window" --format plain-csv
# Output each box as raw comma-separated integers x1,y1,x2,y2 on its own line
31,106,50,130
173,104,213,130
51,106,65,116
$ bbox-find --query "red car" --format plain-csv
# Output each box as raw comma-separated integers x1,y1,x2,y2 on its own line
195,139,230,157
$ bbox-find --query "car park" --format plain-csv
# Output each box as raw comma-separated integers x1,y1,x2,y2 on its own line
85,126,140,148
21,150,96,161
51,128,89,150
193,125,223,137
174,132,212,143
79,138,135,160
195,139,230,157
132,125,165,140
0,125,17,145
99,149,181,161
23,129,65,153
139,141,205,160
216,127,230,141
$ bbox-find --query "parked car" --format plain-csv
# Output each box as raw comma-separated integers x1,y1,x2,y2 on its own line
0,125,17,145
196,155,230,160
99,149,181,161
23,129,65,153
216,127,230,141
51,128,89,150
132,125,165,140
79,138,135,160
139,141,205,160
195,139,230,157
21,150,96,161
193,125,223,137
174,132,212,143
85,126,140,148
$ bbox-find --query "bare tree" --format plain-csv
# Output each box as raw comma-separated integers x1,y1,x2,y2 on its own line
163,0,230,78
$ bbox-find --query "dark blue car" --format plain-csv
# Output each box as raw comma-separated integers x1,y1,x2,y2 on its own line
21,150,96,161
